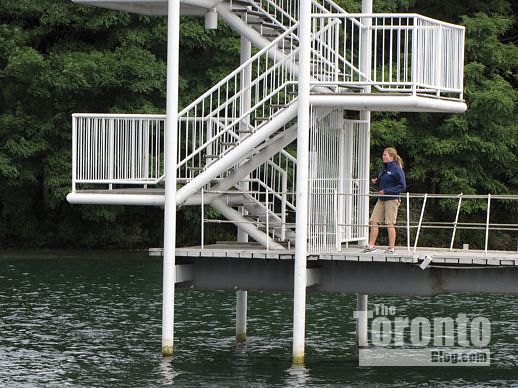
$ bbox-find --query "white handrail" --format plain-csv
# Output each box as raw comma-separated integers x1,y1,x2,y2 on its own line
310,14,465,99
178,25,297,116
450,193,463,251
177,24,299,180
72,115,165,187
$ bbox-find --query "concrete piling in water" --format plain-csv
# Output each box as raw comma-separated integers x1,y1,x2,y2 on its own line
236,290,248,342
356,294,369,347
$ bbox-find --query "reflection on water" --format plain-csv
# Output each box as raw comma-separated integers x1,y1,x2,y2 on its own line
284,365,309,387
0,252,518,386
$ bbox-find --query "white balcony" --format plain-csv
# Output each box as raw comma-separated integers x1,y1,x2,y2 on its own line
309,13,466,112
72,114,165,190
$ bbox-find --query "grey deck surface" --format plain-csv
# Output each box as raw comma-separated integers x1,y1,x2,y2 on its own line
150,243,518,267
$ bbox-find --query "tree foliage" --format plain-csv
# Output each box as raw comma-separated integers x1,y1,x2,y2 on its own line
0,0,516,249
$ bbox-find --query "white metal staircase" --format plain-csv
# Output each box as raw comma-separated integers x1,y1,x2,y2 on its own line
68,0,466,251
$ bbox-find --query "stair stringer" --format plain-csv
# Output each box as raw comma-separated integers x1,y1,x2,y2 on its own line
211,197,285,250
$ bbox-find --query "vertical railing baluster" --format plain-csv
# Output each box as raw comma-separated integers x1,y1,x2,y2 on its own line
450,193,463,251
406,192,410,253
413,193,428,254
484,194,491,256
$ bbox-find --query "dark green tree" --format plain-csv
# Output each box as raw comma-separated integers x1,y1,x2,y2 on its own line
0,0,237,248
0,0,516,250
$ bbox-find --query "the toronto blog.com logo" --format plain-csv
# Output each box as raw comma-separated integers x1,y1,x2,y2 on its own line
355,303,491,366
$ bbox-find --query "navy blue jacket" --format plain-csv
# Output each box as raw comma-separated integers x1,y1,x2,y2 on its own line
376,161,406,201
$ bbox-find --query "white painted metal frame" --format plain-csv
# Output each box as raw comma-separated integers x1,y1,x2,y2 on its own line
162,0,180,357
72,114,165,189
244,0,348,31
310,13,465,99
308,111,369,253
176,24,299,181
374,193,517,254
305,188,518,254
292,0,312,365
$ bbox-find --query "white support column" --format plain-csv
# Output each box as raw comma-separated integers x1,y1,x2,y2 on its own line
356,294,369,347
236,30,250,341
358,0,373,247
237,33,250,344
237,29,252,243
292,0,311,365
236,289,247,342
343,121,354,242
162,0,180,357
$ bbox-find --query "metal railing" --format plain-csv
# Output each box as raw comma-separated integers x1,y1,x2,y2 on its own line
310,14,465,99
200,187,297,251
236,0,347,31
72,114,165,190
176,24,299,181
247,0,347,84
244,149,297,241
308,192,518,254
249,149,297,210
308,109,370,251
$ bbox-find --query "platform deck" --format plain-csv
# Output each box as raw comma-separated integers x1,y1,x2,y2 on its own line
150,243,518,267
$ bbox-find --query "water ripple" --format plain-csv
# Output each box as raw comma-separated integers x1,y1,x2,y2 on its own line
0,253,517,386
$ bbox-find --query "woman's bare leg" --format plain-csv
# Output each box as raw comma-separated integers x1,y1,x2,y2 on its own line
387,225,396,248
368,222,379,247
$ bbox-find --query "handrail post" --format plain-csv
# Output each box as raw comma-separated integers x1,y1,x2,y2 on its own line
281,172,287,241
108,118,114,190
72,115,77,192
413,193,428,254
436,24,443,96
406,192,410,253
484,194,491,256
449,193,463,251
266,187,270,252
334,190,340,251
201,187,205,250
411,16,418,96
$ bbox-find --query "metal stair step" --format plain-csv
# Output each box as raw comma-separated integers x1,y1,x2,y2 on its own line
230,0,252,6
244,9,268,18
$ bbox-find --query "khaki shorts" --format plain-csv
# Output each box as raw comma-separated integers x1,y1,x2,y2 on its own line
370,199,400,225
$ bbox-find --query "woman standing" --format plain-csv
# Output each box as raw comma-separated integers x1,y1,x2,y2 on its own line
362,147,406,254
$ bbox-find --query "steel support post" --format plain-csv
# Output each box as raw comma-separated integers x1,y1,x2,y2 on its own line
356,294,369,347
237,34,250,344
238,30,252,243
292,0,311,365
236,290,248,342
162,0,180,357
358,0,373,247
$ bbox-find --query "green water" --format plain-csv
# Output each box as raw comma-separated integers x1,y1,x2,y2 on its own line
1,251,518,386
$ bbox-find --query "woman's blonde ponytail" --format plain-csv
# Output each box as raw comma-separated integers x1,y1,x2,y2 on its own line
384,147,404,169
